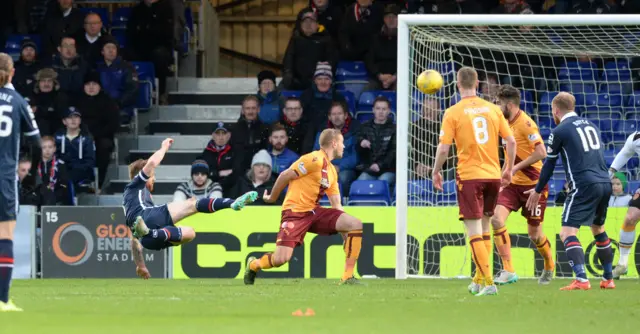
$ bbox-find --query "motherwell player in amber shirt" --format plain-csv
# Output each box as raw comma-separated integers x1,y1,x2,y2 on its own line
244,129,364,285
491,85,555,286
432,67,516,297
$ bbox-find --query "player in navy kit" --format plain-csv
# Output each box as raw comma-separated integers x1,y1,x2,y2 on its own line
525,92,614,290
124,138,258,279
0,53,41,311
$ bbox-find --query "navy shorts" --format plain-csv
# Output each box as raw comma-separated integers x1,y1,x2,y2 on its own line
139,205,180,250
141,205,174,229
561,182,612,228
0,177,17,222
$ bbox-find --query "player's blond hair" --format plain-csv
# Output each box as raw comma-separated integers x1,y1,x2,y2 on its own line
552,92,576,113
496,84,521,106
128,159,147,180
457,67,478,90
0,53,14,87
319,128,342,148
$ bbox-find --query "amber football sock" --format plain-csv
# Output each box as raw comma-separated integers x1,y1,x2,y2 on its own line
493,226,514,273
535,235,555,271
342,230,363,281
470,234,493,285
250,253,274,272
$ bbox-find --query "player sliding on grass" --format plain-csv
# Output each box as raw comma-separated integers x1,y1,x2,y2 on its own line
432,67,516,296
244,129,364,285
525,92,615,290
490,85,555,286
124,138,258,279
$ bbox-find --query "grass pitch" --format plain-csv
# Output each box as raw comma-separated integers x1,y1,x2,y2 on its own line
4,278,640,334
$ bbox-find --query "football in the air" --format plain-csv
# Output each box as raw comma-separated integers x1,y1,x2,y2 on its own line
416,70,443,94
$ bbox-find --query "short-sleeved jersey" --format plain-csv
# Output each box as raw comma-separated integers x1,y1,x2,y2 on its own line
502,110,544,186
123,170,155,227
0,83,40,178
439,96,512,181
546,113,609,189
283,150,339,212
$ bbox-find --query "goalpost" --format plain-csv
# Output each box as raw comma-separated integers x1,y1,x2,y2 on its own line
396,15,640,279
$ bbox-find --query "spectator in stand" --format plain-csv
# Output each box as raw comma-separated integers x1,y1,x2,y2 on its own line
173,160,223,202
570,0,614,13
200,122,237,194
365,4,399,91
35,136,71,205
73,71,120,188
268,123,300,176
412,99,454,179
356,96,396,186
281,8,337,91
434,0,485,13
76,12,110,67
609,172,632,207
280,97,308,155
491,0,535,13
310,0,344,43
54,107,96,189
230,150,283,205
96,36,138,117
621,0,640,13
14,39,43,98
256,70,283,125
51,35,89,96
30,68,69,136
300,62,347,134
480,73,499,103
232,96,269,173
41,0,86,57
313,101,360,194
339,0,384,61
127,0,175,102
18,156,39,206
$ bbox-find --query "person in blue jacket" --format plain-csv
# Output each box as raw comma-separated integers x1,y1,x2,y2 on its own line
256,70,283,125
267,123,299,176
54,107,96,189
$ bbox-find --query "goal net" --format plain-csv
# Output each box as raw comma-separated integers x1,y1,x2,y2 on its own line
395,15,640,279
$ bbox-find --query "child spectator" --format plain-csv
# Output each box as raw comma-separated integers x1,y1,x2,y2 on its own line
230,150,283,205
36,136,71,205
51,35,89,96
30,68,69,136
280,97,308,154
256,70,283,125
610,172,633,207
55,107,96,189
200,122,236,194
339,0,384,61
96,36,138,115
300,62,347,130
173,160,223,202
232,96,269,173
356,96,396,187
14,39,42,98
365,4,399,91
268,123,299,176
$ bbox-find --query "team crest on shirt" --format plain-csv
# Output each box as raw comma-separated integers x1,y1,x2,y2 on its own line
320,177,330,189
528,133,539,141
439,130,444,137
312,157,318,163
298,162,307,175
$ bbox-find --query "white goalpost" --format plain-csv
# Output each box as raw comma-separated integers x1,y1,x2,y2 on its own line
396,14,640,279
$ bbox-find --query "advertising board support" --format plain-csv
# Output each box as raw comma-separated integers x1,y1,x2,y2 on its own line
13,205,36,279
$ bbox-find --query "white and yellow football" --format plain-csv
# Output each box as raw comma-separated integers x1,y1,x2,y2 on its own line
416,69,443,95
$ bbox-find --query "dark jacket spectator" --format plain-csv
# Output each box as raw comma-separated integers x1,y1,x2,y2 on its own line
75,12,111,66
267,123,300,175
282,8,337,91
365,4,399,91
54,107,96,187
36,136,71,206
280,98,309,155
339,0,384,61
356,98,396,176
200,122,237,193
18,157,39,206
30,68,69,136
14,39,43,98
621,0,640,13
492,0,535,14
256,70,283,125
300,63,347,137
230,150,284,205
41,0,85,56
310,0,344,43
232,96,269,173
50,35,89,96
570,0,614,13
96,37,138,109
431,0,485,13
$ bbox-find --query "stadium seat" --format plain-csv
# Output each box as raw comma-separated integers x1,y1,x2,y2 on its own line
80,7,110,27
347,180,391,206
536,115,554,129
559,82,596,104
111,29,127,49
438,180,457,205
603,60,632,80
358,90,397,111
426,61,456,83
450,92,461,106
629,181,640,194
407,180,433,205
338,90,356,114
604,149,617,166
281,90,302,99
335,82,367,99
112,7,132,28
335,61,368,81
4,35,41,60
548,178,565,197
597,93,623,107
558,61,597,81
131,62,156,109
538,91,559,113
521,90,534,114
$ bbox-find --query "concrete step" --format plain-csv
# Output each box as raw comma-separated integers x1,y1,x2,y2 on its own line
155,105,241,121
168,92,248,105
109,179,180,195
115,165,191,180
130,135,210,151
149,120,223,135
127,150,200,165
168,77,280,93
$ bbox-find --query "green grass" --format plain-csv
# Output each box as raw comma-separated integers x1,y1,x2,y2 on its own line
3,279,640,333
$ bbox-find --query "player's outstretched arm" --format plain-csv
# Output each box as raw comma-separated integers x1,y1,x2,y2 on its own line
263,169,297,203
130,238,150,279
431,143,451,191
610,133,637,177
503,135,517,173
513,141,547,174
142,138,173,176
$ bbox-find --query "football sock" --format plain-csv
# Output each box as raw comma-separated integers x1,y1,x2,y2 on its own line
534,235,555,271
493,226,514,273
469,235,493,285
196,198,233,213
594,232,613,280
0,239,14,303
342,230,363,281
618,224,635,266
250,253,275,272
563,236,587,281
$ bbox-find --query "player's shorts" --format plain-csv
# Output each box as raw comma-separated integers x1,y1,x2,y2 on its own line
497,183,548,226
138,205,179,250
140,226,182,250
561,182,612,228
141,205,174,229
456,179,501,220
0,176,17,222
276,206,344,248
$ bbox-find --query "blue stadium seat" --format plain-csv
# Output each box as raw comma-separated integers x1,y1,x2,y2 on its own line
439,180,457,205
603,60,632,80
281,90,302,98
426,61,456,83
131,62,156,109
182,7,194,54
112,7,132,28
338,90,356,114
629,181,640,194
537,115,554,129
548,178,565,197
80,7,110,27
582,108,623,120
600,82,632,95
355,112,373,123
111,29,127,49
558,61,597,81
450,92,461,106
521,90,534,114
334,82,366,99
335,61,368,81
4,35,41,60
559,82,596,104
347,180,391,206
604,149,617,166
357,91,397,111
538,91,559,113
407,180,433,205
597,93,623,107
626,91,640,109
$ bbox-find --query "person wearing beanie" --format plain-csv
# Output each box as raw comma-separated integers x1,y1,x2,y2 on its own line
54,107,96,189
14,39,43,98
339,0,384,61
173,160,223,202
281,7,337,90
76,12,112,66
364,4,399,91
30,68,69,136
199,122,238,195
96,35,138,118
256,70,284,125
609,172,632,207
300,61,347,132
72,70,120,187
230,149,283,205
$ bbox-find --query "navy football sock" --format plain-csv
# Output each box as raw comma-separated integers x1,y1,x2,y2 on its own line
196,198,233,213
594,232,614,280
0,239,14,303
563,236,587,280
